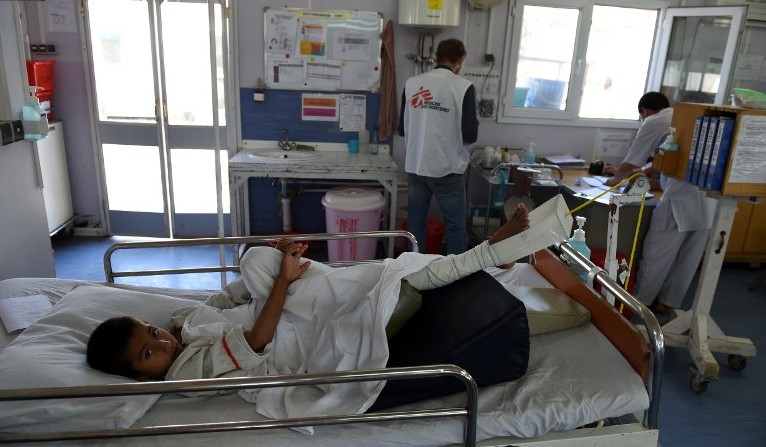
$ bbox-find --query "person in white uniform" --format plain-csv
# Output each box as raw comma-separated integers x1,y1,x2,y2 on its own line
604,92,674,187
398,38,479,255
605,92,717,313
634,176,716,313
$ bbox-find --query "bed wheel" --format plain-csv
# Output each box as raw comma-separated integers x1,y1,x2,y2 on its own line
689,373,709,394
727,354,747,372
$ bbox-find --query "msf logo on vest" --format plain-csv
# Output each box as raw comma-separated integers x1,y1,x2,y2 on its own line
409,86,450,113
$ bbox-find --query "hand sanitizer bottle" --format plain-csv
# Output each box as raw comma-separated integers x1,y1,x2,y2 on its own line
568,216,591,281
370,126,379,155
358,128,370,153
21,87,48,141
523,142,536,164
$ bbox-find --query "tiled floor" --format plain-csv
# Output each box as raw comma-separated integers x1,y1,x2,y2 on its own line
51,234,766,447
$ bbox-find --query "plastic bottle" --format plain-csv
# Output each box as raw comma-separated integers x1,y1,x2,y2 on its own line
568,216,591,282
21,88,48,141
523,141,536,164
358,128,370,153
370,126,379,155
492,169,507,210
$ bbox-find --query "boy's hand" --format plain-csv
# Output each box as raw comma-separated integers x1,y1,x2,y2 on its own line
275,239,297,253
278,243,310,283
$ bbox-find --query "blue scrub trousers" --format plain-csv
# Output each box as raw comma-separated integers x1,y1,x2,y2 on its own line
406,172,467,255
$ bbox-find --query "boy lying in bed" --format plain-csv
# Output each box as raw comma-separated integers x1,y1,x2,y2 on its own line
87,202,565,421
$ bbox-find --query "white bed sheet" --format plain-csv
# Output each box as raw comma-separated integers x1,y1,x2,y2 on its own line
0,265,649,446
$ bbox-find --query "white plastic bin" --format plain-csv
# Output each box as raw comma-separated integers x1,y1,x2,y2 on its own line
322,186,385,261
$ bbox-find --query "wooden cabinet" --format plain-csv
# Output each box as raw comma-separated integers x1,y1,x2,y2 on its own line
653,102,766,263
726,201,766,263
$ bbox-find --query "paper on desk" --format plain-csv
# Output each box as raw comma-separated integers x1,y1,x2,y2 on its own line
492,194,574,260
574,187,653,205
543,155,586,165
579,176,608,188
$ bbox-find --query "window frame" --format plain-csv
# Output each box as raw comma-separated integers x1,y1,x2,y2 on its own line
498,0,669,128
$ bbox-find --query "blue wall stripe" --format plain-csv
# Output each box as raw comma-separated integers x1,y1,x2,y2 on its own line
240,89,387,143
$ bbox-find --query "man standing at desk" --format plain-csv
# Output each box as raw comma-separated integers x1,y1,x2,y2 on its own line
398,38,479,254
606,92,716,315
604,92,673,187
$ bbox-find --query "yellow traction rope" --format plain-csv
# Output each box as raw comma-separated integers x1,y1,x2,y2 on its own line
563,173,648,309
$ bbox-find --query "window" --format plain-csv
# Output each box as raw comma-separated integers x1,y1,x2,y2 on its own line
500,0,667,123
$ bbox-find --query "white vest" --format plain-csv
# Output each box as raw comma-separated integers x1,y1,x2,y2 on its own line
402,68,472,177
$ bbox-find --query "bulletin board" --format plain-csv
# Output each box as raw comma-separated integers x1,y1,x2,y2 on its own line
264,8,383,92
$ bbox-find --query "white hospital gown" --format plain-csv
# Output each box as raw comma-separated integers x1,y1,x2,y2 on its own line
165,247,440,424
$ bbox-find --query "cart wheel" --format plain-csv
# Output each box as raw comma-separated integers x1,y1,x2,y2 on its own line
689,374,708,394
727,354,747,372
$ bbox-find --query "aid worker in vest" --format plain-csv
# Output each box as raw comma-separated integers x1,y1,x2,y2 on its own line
398,38,479,255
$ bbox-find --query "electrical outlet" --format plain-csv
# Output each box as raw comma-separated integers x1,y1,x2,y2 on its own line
478,99,495,118
0,122,12,145
30,43,57,54
484,53,495,64
11,120,24,142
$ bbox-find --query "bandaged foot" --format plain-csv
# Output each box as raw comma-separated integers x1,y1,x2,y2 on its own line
489,203,530,269
404,195,573,291
488,194,573,266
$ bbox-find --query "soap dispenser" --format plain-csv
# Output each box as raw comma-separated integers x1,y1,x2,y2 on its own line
658,127,679,155
523,141,536,164
21,87,49,141
569,216,591,281
358,127,370,153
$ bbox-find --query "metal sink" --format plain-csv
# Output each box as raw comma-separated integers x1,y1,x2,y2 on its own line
247,150,321,162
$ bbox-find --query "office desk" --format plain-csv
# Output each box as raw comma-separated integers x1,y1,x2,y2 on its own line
229,147,399,255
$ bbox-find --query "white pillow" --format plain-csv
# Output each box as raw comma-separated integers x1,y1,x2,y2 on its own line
0,285,201,433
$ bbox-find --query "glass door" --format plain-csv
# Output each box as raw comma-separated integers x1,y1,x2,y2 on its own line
649,6,747,106
86,0,231,238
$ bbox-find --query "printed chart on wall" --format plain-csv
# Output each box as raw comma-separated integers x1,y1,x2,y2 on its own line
264,8,383,92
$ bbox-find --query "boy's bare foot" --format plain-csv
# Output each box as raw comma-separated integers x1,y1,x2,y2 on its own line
489,203,530,245
488,203,530,269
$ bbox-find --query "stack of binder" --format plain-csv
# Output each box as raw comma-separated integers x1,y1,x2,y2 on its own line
684,115,736,191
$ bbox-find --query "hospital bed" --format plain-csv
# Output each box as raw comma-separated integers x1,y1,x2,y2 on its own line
0,231,664,446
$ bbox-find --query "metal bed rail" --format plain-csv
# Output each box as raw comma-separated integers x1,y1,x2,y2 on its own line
0,364,478,445
556,241,665,430
103,230,419,284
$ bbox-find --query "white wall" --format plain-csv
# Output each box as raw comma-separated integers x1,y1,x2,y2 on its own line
23,3,102,228
25,0,702,229
238,0,610,178
0,2,56,280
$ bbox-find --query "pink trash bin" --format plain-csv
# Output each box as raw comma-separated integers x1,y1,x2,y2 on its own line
322,186,385,262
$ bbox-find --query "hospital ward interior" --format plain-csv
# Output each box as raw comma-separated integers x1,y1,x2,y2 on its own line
1,0,765,446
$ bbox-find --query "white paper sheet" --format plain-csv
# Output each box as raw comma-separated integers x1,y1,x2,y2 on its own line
0,295,52,334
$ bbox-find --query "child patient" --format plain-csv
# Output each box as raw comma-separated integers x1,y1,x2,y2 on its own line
87,204,535,417
87,204,529,381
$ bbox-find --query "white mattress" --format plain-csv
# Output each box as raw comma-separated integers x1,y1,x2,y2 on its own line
0,266,649,446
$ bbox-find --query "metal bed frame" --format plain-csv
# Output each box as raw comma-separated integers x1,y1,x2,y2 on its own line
0,231,664,446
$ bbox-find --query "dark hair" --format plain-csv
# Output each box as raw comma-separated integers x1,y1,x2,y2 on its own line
436,38,466,64
638,92,670,113
87,316,138,378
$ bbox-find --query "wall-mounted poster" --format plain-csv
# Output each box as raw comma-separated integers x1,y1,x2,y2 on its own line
264,8,383,92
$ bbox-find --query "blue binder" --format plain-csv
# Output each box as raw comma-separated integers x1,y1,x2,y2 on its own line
705,117,736,191
685,116,704,183
698,117,720,187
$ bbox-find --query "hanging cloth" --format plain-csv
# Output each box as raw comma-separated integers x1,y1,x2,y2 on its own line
377,20,398,141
